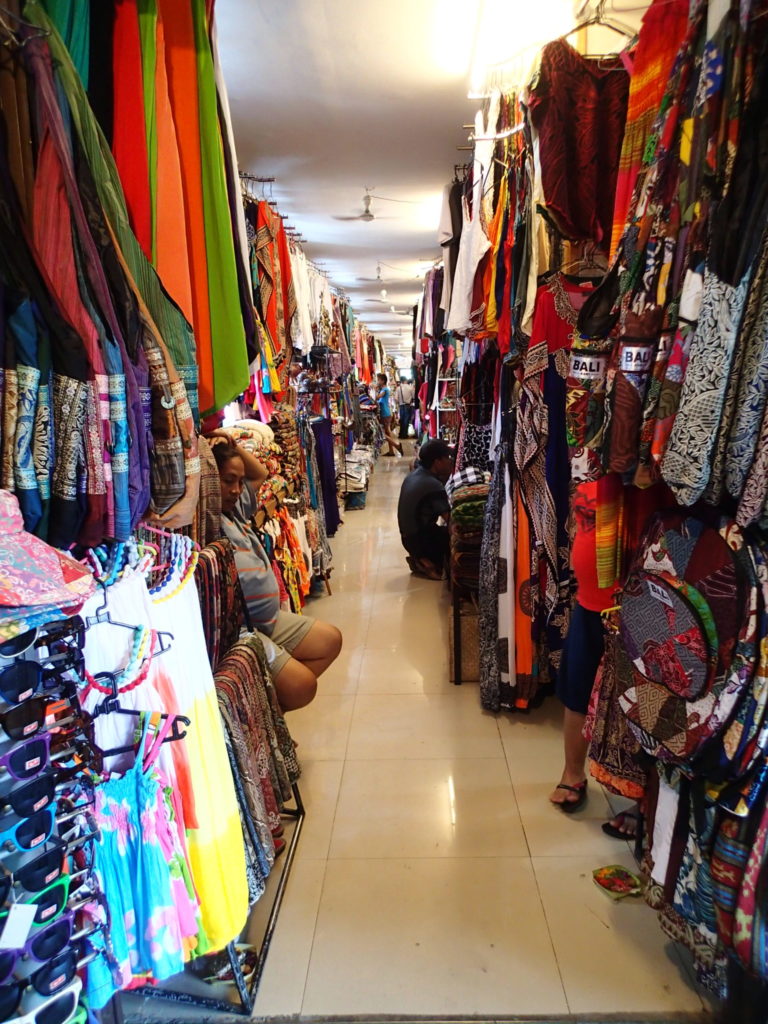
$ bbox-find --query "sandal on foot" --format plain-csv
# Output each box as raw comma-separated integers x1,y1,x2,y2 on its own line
553,780,587,814
601,811,638,840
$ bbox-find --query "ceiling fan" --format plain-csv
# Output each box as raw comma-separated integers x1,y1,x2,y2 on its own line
333,189,408,223
365,298,413,316
357,260,419,283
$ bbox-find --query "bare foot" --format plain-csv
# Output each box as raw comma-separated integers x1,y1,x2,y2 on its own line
602,810,638,839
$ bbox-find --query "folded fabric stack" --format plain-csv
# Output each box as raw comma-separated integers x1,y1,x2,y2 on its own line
270,406,305,489
0,490,96,640
449,482,490,592
337,445,375,496
337,466,368,494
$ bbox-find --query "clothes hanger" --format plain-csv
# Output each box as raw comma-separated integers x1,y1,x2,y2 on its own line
560,240,609,278
564,0,636,56
87,649,176,721
84,584,142,631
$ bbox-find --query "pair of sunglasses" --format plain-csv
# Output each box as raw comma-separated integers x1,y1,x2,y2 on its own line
0,773,96,837
0,869,93,933
0,620,84,663
0,651,83,710
0,973,82,1024
0,728,87,784
0,803,57,856
0,699,60,744
0,842,67,903
0,945,81,1016
0,787,95,855
0,773,59,821
0,909,93,981
0,820,99,901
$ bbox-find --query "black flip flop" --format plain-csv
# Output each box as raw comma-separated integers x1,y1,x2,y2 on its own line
554,780,588,814
601,810,638,839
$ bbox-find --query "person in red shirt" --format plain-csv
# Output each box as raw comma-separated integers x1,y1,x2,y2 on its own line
549,480,615,814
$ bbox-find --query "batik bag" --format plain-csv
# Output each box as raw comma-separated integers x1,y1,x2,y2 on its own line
617,511,756,766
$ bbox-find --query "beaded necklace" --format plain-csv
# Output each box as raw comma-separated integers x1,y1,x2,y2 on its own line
82,627,157,698
153,551,199,604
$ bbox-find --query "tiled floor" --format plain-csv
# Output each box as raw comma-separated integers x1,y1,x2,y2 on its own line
252,452,711,1020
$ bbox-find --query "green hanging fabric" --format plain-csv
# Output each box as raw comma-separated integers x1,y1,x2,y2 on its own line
137,0,159,263
24,0,200,420
40,0,90,87
190,0,249,413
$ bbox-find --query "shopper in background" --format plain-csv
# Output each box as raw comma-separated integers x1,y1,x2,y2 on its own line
397,439,454,580
376,372,403,456
395,377,415,439
208,433,342,711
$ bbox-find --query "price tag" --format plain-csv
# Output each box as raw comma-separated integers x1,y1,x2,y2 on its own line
0,902,37,949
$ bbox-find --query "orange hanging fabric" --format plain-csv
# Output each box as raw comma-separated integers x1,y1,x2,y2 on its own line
157,0,215,412
152,6,194,324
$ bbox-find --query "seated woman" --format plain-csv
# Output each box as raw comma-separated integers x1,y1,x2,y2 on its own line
209,433,342,711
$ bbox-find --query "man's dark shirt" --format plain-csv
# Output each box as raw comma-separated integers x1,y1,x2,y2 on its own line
397,465,450,538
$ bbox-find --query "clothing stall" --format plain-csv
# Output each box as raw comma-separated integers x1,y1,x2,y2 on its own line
412,0,768,1013
0,2,384,1020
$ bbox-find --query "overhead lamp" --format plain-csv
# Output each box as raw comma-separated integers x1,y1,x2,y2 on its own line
380,288,388,299
390,305,396,313
468,0,572,97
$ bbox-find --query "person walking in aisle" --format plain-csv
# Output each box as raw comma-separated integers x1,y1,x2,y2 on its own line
395,377,415,439
376,372,403,456
208,432,342,711
397,439,454,580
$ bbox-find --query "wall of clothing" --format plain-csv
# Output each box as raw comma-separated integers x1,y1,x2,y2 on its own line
415,0,768,1011
0,3,390,1021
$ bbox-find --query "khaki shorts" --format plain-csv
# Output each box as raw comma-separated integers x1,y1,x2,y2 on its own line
258,609,314,678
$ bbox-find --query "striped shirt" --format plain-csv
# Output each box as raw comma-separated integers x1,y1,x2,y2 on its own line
221,484,280,635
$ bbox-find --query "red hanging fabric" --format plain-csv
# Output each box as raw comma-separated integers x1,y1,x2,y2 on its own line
112,0,153,259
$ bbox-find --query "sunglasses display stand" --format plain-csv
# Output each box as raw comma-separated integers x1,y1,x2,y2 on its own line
0,618,107,1024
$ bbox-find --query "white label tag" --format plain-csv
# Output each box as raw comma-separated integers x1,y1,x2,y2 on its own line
24,757,41,772
570,354,608,380
33,797,47,814
39,903,56,921
30,832,45,849
49,971,66,991
44,869,58,885
648,579,674,608
620,345,653,372
0,902,37,949
22,722,37,737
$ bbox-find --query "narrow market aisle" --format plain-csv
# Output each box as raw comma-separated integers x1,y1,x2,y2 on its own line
253,455,708,1021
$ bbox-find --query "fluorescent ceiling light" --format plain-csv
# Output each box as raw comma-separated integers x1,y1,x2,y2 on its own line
468,0,572,96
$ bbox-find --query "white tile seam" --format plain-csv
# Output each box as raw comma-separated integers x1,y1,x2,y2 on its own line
528,857,572,1014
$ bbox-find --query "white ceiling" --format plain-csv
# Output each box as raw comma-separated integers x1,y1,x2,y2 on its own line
215,0,480,357
215,1,644,358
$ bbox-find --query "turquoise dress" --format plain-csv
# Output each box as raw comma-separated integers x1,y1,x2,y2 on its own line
378,386,391,418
